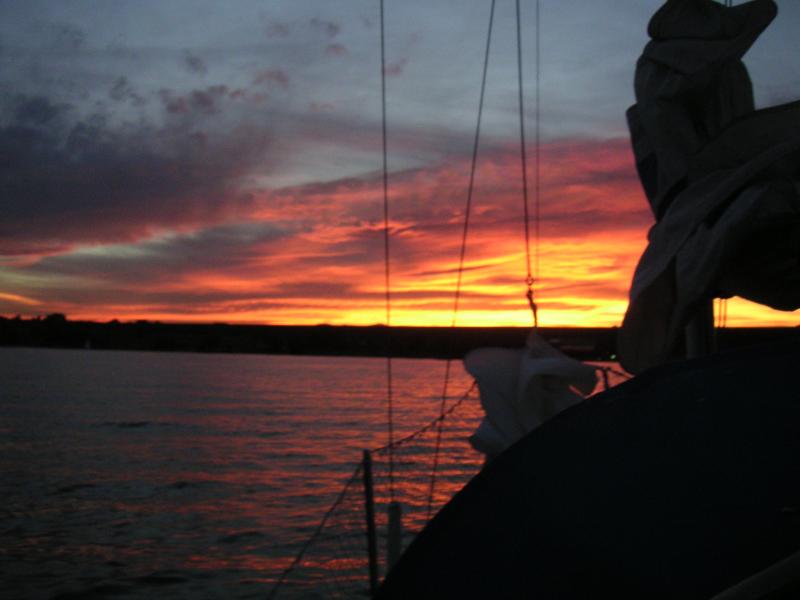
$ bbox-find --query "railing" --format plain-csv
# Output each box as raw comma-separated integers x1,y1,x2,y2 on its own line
269,365,630,598
268,384,480,599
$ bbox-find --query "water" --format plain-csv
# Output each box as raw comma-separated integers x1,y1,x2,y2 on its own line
1,347,626,599
0,348,483,599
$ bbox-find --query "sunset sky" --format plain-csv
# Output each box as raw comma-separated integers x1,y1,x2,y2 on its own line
2,0,799,327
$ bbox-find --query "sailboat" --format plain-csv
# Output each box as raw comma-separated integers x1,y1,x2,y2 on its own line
376,0,800,597
618,0,800,374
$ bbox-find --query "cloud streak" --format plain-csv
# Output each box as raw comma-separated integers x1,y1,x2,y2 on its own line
0,91,272,257
2,130,794,326
1,134,652,325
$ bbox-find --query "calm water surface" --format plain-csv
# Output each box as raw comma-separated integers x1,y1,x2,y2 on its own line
0,348,481,599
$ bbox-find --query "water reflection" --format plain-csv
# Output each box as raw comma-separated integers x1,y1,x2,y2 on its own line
0,348,482,598
0,348,626,597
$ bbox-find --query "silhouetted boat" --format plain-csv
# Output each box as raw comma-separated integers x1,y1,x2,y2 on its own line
377,342,800,599
377,1,800,597
618,0,800,374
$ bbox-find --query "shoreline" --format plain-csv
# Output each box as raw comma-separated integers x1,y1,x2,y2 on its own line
2,316,798,361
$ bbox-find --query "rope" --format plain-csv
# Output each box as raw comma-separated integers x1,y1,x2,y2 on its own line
517,0,540,327
425,0,496,522
373,382,477,454
600,366,633,380
379,0,396,503
267,463,363,600
594,365,632,393
716,298,728,329
272,357,635,597
534,0,541,311
271,380,478,598
713,2,732,335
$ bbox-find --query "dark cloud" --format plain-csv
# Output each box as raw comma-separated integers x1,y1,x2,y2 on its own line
12,95,67,125
12,221,360,314
414,263,492,278
183,51,208,76
53,23,86,51
309,17,341,38
109,77,145,106
31,222,290,283
0,93,272,257
253,69,289,88
159,85,233,115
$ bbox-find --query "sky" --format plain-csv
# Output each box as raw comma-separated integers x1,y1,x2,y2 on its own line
1,0,799,327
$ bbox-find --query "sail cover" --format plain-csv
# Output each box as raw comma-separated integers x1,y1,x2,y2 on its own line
464,331,597,460
619,0,800,373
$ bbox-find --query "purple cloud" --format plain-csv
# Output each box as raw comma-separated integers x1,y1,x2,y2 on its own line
0,93,272,257
183,52,208,76
253,69,290,88
159,85,231,115
310,17,340,38
109,77,145,106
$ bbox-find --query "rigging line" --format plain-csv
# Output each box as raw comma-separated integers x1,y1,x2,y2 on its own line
267,464,363,600
713,3,732,333
715,298,728,329
601,367,610,391
425,0,496,522
379,0,396,503
722,298,728,328
517,0,540,327
534,0,541,299
373,383,477,454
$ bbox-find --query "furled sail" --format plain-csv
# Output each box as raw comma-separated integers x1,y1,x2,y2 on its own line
465,331,597,460
619,0,800,374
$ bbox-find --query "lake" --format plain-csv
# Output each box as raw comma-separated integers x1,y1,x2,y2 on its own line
1,347,625,598
0,347,486,598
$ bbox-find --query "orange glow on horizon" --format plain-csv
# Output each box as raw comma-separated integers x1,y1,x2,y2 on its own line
40,297,799,328
2,138,798,328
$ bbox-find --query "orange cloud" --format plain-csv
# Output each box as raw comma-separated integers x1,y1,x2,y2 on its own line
3,137,797,327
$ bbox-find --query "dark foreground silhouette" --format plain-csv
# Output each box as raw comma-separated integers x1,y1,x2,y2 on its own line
377,342,800,599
